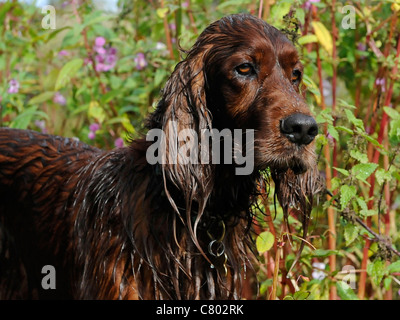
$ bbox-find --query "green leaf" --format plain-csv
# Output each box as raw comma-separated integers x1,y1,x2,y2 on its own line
338,99,356,109
360,208,377,217
384,277,392,291
92,23,117,41
45,26,71,43
27,91,55,105
256,231,275,254
43,69,59,91
336,282,359,300
388,119,400,144
327,124,339,141
383,106,400,119
259,279,273,295
367,259,386,286
88,101,106,123
349,150,368,163
386,260,400,274
217,0,252,10
55,58,83,91
315,108,334,124
331,177,341,191
312,21,333,56
352,163,378,181
10,106,48,129
335,125,354,135
312,249,343,258
105,115,135,134
375,168,392,186
357,198,377,217
0,2,12,23
61,24,84,47
293,290,310,300
296,8,305,26
345,109,364,131
298,34,317,45
156,8,169,18
334,167,349,177
340,185,356,209
100,90,120,104
344,223,359,246
359,132,383,148
154,68,167,88
83,12,112,27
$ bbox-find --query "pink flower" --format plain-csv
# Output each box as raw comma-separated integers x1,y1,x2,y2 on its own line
114,137,124,148
375,78,386,92
84,58,92,66
8,79,19,94
93,37,117,73
304,0,320,9
35,120,48,134
53,92,66,105
94,46,106,56
134,52,147,70
95,36,106,47
89,123,100,132
357,43,366,52
58,50,69,57
88,122,100,140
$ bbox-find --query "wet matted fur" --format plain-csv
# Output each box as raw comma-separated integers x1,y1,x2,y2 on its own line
0,14,322,299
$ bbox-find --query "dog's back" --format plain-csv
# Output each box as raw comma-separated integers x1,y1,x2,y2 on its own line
0,128,100,299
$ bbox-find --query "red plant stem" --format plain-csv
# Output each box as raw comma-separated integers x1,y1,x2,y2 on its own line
316,44,337,300
358,29,400,300
330,0,337,111
186,0,198,34
270,239,282,300
383,134,392,300
262,0,273,21
328,1,338,300
258,0,263,19
330,0,338,185
161,0,175,60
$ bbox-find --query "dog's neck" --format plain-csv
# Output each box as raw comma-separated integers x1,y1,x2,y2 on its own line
123,140,258,299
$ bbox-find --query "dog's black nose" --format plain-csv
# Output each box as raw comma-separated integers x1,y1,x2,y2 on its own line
280,113,318,145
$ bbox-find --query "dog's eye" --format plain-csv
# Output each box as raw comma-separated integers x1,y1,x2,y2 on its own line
236,63,254,76
292,69,302,84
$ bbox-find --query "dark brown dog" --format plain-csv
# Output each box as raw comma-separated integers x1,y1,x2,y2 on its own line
0,14,319,299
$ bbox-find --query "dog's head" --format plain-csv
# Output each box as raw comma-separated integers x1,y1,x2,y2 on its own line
185,14,318,175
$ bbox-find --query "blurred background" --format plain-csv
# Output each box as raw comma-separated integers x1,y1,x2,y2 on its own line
0,0,400,300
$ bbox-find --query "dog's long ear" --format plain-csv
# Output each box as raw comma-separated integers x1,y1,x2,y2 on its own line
148,52,215,254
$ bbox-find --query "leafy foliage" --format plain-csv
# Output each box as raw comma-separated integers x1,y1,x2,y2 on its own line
1,0,399,300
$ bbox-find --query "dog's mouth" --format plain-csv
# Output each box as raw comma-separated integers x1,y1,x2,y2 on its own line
253,135,318,176
258,152,311,175
288,161,308,175
273,158,308,175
